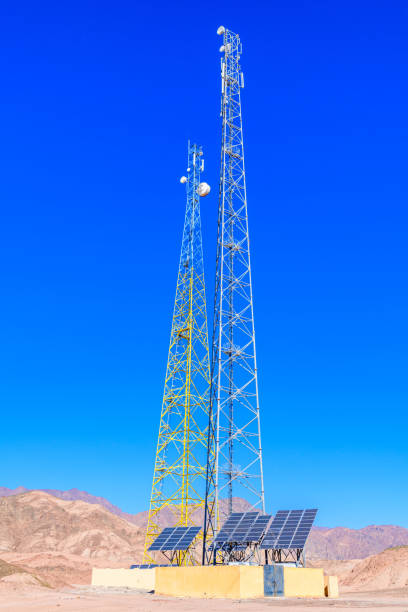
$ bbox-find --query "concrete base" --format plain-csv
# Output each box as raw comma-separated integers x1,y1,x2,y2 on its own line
156,565,263,599
324,575,339,598
264,566,325,598
91,568,155,591
284,567,324,598
91,565,336,599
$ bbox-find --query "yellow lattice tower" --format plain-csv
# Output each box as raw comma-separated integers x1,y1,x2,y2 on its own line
143,143,214,565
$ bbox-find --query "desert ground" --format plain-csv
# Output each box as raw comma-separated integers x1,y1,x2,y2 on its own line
0,552,407,611
0,491,407,610
0,584,407,612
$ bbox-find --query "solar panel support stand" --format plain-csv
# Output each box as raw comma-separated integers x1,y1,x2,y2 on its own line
211,542,267,566
207,511,272,565
163,550,189,567
267,548,305,568
259,508,317,568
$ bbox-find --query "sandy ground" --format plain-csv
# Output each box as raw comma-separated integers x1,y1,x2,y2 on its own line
0,585,407,612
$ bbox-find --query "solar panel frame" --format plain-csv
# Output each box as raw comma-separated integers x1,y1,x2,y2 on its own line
213,512,247,545
245,514,272,542
147,526,201,552
209,512,273,553
260,509,318,550
176,527,201,551
226,512,259,543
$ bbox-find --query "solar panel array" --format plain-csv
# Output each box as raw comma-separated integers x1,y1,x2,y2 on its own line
260,509,317,550
148,526,201,551
210,511,272,549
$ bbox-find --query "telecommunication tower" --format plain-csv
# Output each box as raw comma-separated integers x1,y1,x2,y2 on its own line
144,142,213,565
203,27,265,563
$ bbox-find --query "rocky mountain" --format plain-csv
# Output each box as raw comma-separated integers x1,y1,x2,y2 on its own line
341,546,408,590
0,487,251,528
0,487,28,497
0,491,144,562
307,525,408,560
0,551,127,588
1,489,408,595
0,557,45,588
1,487,408,562
0,486,138,525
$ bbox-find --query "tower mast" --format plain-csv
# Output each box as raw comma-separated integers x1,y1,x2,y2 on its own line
203,27,265,564
144,142,212,566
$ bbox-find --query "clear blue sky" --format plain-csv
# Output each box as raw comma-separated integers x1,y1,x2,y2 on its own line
0,0,407,528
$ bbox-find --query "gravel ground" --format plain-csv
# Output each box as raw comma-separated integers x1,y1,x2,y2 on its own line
0,585,407,612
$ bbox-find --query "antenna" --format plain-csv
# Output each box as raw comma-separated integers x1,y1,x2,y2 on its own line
203,27,265,565
144,142,212,566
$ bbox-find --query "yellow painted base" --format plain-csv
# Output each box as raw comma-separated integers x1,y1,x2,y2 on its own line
283,567,325,598
155,565,263,599
324,575,339,598
91,565,334,600
91,568,155,591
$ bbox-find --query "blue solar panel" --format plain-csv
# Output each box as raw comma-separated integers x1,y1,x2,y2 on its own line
245,514,272,541
213,513,244,544
211,511,271,547
260,509,317,550
213,513,247,544
229,512,260,543
148,526,201,551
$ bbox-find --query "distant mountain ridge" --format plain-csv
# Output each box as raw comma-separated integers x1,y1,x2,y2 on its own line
1,486,408,560
307,524,408,560
0,487,251,527
0,490,143,562
0,486,138,525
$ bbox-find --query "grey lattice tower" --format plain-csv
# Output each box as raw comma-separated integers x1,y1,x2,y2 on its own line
203,27,265,563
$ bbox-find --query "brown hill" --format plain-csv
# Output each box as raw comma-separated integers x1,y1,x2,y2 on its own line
0,491,144,563
0,552,129,588
0,486,138,525
0,487,252,528
2,487,408,561
1,490,408,593
0,557,47,588
307,525,408,560
341,546,408,591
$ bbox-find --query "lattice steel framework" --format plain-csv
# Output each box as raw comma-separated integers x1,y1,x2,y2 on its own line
203,27,265,564
144,143,212,566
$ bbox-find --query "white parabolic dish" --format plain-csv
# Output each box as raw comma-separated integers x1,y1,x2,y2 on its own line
197,182,211,197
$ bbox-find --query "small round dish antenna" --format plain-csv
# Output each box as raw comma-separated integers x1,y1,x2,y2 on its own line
197,182,211,197
217,26,225,35
180,176,187,184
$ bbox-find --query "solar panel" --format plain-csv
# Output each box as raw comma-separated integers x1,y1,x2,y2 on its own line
229,512,260,543
213,512,246,545
260,509,317,550
211,511,268,548
245,514,272,542
148,526,201,551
